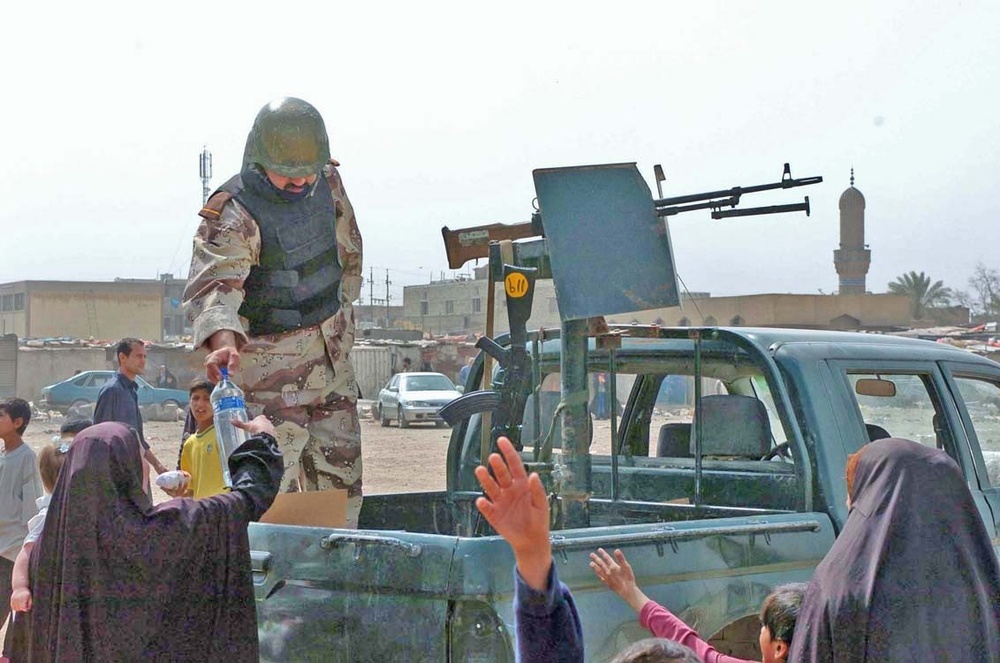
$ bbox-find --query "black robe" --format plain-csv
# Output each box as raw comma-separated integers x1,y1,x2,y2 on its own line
790,438,1000,662
24,422,282,662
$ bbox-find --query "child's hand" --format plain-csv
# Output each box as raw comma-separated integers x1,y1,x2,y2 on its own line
589,548,650,613
158,471,191,498
11,587,31,613
475,437,552,591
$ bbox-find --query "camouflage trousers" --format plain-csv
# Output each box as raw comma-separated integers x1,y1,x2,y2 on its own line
240,324,363,528
267,401,362,528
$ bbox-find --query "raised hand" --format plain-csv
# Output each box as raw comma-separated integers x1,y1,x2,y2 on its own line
589,548,650,613
475,436,551,590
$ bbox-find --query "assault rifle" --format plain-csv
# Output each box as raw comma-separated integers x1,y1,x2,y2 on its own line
438,264,537,450
439,163,820,270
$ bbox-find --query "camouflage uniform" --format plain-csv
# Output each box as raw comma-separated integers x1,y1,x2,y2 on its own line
184,160,364,527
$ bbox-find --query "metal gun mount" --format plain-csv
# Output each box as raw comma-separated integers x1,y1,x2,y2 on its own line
440,161,823,529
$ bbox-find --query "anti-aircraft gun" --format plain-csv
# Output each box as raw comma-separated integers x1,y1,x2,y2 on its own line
439,162,822,528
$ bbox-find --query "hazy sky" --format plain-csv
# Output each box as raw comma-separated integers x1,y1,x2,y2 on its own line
2,1,998,303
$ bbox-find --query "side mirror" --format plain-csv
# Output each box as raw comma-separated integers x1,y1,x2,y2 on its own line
855,378,896,398
456,386,465,394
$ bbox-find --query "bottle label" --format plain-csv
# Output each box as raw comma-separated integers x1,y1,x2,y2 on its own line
213,396,246,412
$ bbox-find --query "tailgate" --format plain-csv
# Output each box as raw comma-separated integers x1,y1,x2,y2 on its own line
249,523,459,662
523,512,836,661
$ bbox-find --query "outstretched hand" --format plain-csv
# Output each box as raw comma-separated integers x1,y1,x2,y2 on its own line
232,414,276,438
589,548,650,614
475,436,552,591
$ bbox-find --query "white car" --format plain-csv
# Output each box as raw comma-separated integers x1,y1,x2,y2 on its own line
377,372,462,428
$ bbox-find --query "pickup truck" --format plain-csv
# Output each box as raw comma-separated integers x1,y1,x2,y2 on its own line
247,325,1000,662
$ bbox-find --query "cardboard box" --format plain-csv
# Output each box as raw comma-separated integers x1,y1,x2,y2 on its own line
259,489,347,528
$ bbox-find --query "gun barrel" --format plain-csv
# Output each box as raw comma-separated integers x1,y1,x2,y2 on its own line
657,196,740,217
653,175,822,209
711,198,810,219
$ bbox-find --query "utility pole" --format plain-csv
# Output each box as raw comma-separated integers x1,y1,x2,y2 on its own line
384,269,392,328
199,146,213,205
369,266,375,325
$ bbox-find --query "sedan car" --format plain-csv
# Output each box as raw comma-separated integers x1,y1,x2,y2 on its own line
376,372,462,428
40,370,190,414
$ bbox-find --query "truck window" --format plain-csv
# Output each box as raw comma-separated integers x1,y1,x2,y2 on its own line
951,376,1000,488
846,372,945,450
519,364,799,512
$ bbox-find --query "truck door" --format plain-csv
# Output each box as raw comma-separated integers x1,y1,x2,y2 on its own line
832,360,998,554
939,361,1000,556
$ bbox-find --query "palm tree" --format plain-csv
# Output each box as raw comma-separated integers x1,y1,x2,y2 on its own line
888,271,953,320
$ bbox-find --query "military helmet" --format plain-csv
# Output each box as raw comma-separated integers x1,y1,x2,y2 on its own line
243,97,330,178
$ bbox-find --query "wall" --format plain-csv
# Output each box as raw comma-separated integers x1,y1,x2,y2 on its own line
402,278,563,335
612,293,912,330
16,347,111,402
351,346,395,402
28,290,162,341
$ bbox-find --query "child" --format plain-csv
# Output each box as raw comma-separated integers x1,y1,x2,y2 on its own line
172,379,226,499
9,419,86,613
474,436,701,663
591,546,805,663
0,398,42,655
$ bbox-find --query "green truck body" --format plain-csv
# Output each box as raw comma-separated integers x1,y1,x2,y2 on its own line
249,326,1000,661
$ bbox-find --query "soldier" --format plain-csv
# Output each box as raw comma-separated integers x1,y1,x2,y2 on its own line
183,97,364,526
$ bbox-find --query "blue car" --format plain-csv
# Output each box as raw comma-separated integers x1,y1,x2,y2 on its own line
40,370,190,414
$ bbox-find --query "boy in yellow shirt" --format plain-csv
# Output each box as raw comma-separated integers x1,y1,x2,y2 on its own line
174,380,226,499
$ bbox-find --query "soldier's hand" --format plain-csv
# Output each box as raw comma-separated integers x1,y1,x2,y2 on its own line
233,415,276,439
205,346,240,383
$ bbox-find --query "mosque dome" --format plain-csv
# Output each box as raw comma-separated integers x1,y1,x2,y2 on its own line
839,168,866,210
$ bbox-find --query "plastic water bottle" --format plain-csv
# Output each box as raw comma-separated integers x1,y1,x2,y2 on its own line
211,366,250,488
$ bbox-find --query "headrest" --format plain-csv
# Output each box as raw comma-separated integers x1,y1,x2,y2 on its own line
865,423,891,441
690,394,772,458
657,423,692,457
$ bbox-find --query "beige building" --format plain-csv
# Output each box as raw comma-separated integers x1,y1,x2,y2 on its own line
403,277,563,335
403,275,918,334
616,293,911,330
0,276,188,341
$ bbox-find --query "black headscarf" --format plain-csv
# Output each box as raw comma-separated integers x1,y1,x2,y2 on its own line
790,438,1000,662
25,422,283,662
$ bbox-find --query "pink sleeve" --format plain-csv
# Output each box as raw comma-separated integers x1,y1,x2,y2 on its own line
638,601,755,663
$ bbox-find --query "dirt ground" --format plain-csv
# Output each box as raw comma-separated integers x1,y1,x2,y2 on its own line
22,406,453,504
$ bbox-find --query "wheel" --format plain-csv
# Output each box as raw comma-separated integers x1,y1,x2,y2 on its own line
397,406,409,429
378,404,390,427
68,399,90,415
161,399,180,411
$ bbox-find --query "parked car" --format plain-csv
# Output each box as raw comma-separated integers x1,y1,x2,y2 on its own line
40,370,190,414
376,372,462,428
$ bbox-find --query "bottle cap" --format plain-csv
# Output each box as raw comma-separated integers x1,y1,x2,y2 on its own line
220,366,229,379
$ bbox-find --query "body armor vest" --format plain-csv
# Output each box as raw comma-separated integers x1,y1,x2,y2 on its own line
221,169,343,336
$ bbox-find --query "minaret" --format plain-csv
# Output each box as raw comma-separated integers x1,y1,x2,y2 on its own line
834,169,870,295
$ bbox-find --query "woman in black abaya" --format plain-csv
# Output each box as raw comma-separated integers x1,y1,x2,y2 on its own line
24,419,283,662
790,438,1000,662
